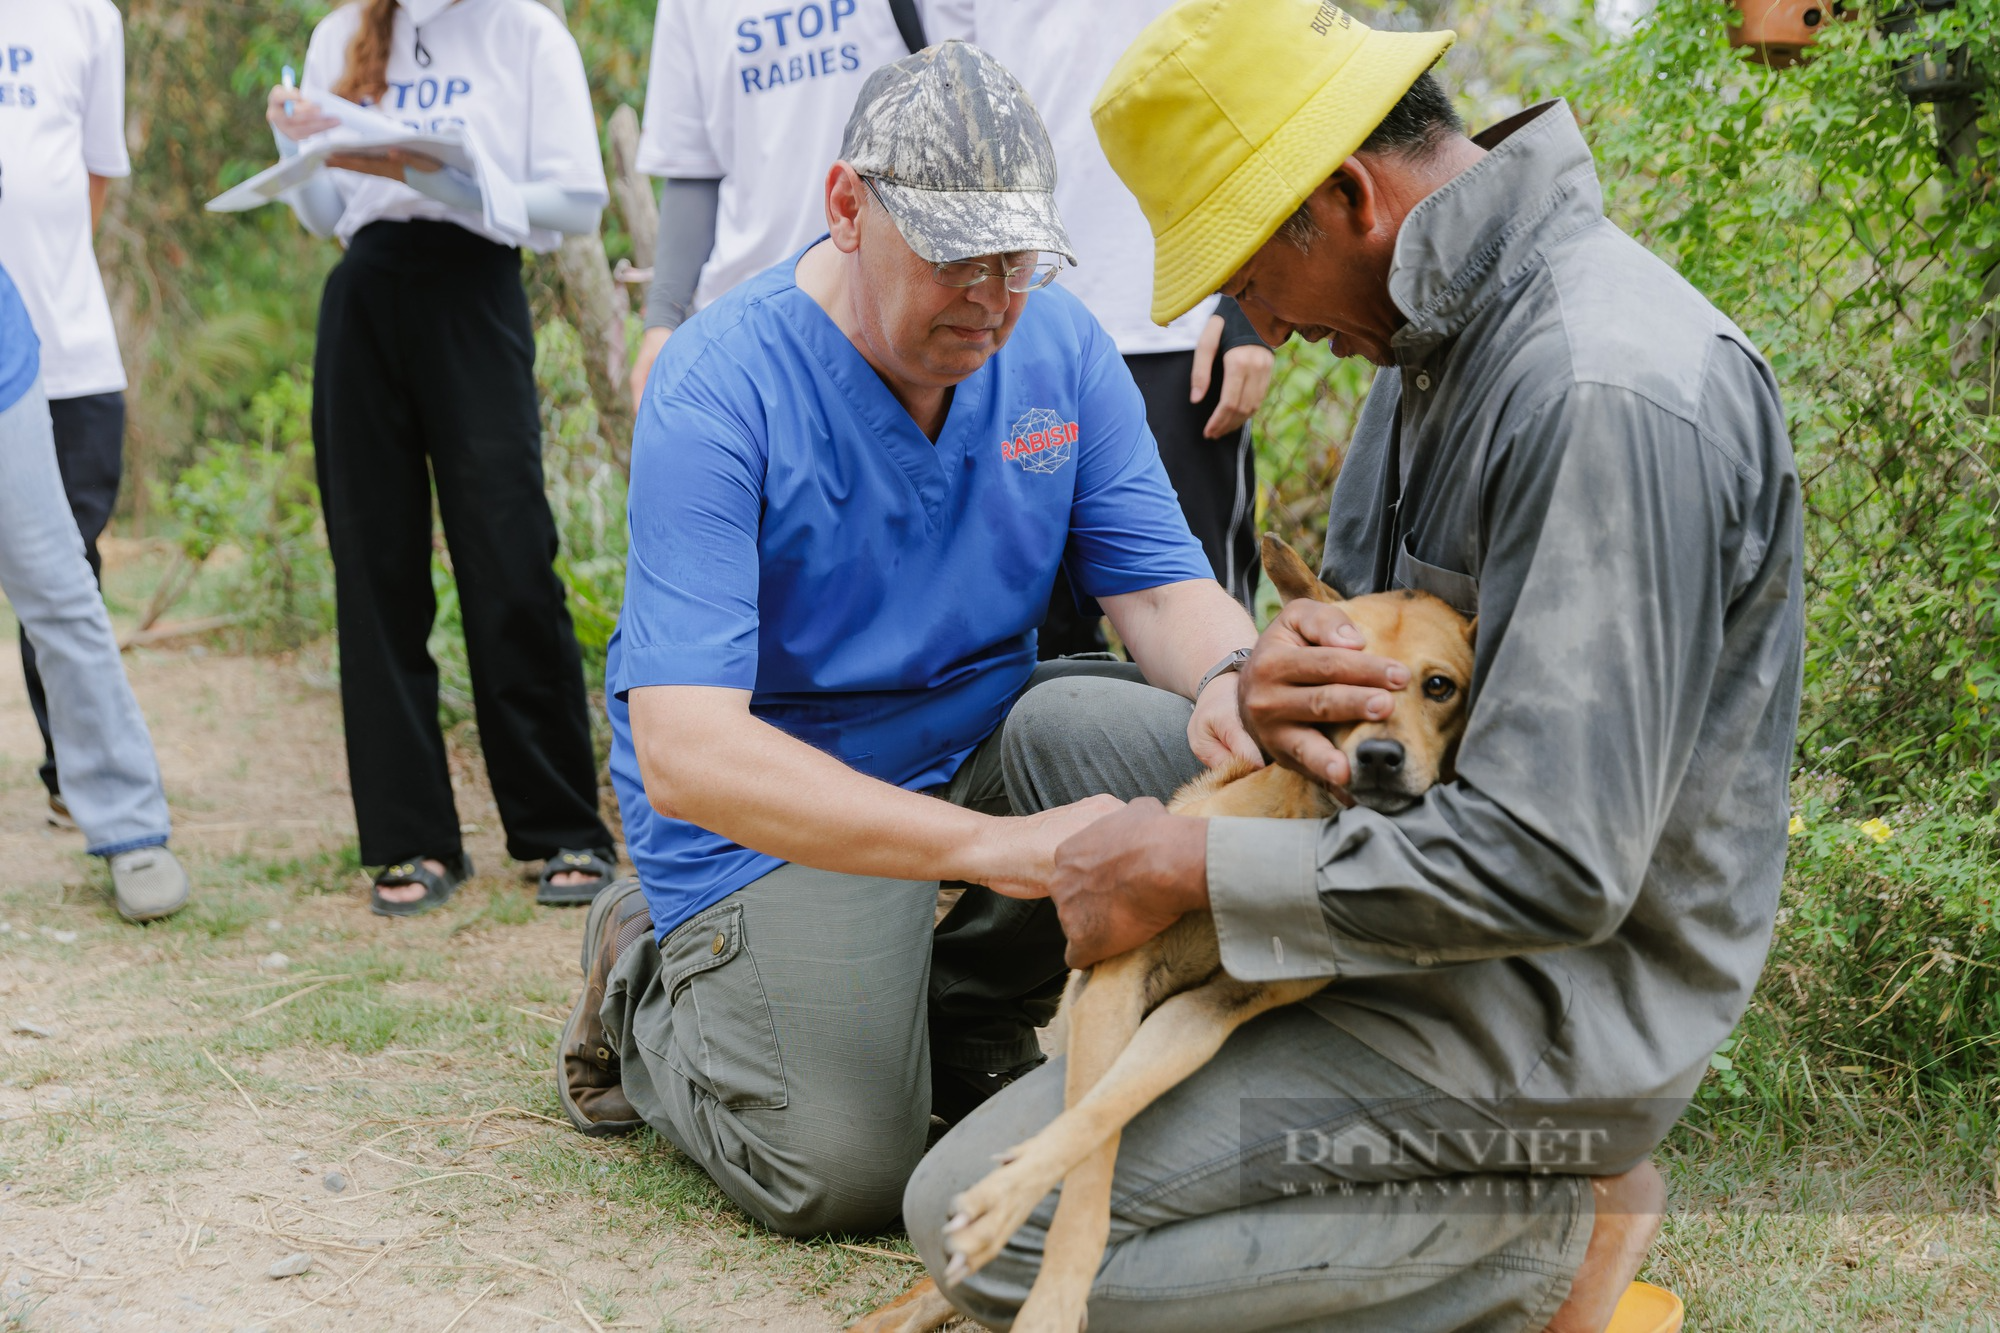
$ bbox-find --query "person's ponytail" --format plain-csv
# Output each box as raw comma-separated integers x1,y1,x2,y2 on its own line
333,0,398,105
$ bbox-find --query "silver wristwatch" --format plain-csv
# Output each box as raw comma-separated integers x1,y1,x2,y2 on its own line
1195,647,1253,699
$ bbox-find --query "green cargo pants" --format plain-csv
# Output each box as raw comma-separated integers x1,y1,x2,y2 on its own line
600,659,1198,1236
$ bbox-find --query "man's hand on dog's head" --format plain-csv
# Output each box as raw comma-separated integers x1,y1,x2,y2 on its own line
1048,799,1209,969
1239,599,1410,790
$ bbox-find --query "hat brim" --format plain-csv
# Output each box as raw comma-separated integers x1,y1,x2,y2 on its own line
1148,29,1454,325
868,178,1077,266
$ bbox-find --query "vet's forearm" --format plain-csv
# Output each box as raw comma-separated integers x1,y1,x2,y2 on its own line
1104,578,1257,698
630,687,1005,884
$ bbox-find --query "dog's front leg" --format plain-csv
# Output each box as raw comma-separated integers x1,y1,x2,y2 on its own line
1002,968,1130,1332
1009,1133,1117,1333
944,950,1152,1284
948,972,1328,1290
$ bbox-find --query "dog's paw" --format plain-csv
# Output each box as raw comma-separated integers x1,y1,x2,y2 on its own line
942,1149,1056,1277
845,1277,956,1333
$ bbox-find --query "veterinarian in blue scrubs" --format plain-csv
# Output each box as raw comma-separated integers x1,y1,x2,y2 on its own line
556,42,1266,1237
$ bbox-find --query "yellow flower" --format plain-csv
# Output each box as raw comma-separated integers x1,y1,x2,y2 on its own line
1788,814,1805,837
1858,818,1894,843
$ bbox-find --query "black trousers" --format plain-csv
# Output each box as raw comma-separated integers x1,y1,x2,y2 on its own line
1035,346,1259,660
311,220,614,868
19,390,125,797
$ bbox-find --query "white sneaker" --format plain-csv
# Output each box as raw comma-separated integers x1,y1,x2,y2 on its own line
109,847,190,923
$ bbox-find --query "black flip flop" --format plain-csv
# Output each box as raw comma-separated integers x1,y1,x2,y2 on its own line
370,852,473,917
537,847,617,907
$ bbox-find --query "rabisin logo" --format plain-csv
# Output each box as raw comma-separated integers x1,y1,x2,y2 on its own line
1310,2,1353,36
1002,408,1079,475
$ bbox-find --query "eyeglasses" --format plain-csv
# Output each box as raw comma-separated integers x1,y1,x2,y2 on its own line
931,255,1064,293
862,176,1065,293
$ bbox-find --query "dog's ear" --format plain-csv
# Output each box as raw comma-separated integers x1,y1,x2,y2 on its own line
1462,615,1478,646
1261,534,1342,604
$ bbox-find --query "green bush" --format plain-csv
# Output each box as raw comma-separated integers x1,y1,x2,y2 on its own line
164,318,627,740
1567,0,2000,808
1251,340,1373,575
161,370,334,649
1748,805,2000,1098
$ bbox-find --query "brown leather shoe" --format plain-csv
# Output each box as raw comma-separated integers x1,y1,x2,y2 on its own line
558,877,651,1137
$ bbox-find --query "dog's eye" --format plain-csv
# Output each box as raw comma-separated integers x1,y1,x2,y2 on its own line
1422,675,1457,702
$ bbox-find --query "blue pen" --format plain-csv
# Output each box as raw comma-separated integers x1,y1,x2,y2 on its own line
282,64,297,117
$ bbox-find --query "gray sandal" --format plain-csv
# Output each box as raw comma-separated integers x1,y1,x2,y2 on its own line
537,847,616,907
370,852,473,917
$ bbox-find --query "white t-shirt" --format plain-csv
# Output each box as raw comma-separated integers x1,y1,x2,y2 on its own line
924,0,1217,356
0,0,130,399
303,0,607,253
637,0,914,310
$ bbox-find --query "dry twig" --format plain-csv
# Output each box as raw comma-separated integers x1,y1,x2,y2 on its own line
317,1169,525,1205
194,972,353,996
441,1280,498,1333
121,612,247,650
236,979,334,1023
456,1238,559,1279
203,1047,262,1121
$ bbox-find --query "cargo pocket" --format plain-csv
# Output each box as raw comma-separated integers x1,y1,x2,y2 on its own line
1393,536,1480,618
641,901,789,1111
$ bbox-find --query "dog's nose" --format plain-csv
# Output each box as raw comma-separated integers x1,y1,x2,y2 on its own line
1354,739,1405,778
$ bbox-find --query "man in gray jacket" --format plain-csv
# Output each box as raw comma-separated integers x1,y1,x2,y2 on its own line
904,3,1803,1330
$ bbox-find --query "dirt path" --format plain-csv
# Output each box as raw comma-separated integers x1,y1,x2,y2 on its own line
0,596,914,1331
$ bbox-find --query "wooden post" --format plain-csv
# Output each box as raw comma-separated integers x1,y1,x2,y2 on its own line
609,105,658,268
556,234,633,458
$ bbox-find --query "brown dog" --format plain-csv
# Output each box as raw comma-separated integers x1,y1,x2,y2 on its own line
850,536,1476,1333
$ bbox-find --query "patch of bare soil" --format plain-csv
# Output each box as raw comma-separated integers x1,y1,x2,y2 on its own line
0,599,910,1331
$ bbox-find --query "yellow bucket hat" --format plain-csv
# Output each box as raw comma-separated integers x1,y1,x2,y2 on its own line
1092,0,1454,325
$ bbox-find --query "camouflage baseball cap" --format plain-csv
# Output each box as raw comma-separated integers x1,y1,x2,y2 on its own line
840,40,1076,266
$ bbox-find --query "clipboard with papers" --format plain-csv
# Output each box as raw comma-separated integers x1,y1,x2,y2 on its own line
205,91,528,243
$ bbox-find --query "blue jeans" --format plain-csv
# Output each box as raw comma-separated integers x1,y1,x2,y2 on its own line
18,389,125,796
0,377,171,856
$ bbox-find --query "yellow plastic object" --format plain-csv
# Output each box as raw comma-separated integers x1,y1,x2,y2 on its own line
1606,1281,1685,1333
